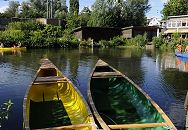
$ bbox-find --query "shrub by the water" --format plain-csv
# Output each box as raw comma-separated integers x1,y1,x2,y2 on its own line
0,21,79,48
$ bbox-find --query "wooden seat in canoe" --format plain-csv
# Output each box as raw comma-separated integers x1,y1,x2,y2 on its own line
33,76,67,85
92,72,122,78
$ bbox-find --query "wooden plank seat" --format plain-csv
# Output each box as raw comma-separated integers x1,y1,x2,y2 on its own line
33,76,67,85
36,123,96,130
92,72,122,78
108,123,168,129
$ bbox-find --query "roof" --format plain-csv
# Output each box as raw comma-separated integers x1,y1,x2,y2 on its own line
121,26,160,30
168,15,188,19
72,26,121,32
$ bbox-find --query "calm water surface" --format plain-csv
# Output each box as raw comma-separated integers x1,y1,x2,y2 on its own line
0,48,186,130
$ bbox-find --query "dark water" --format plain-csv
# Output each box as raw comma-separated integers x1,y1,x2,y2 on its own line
0,48,186,130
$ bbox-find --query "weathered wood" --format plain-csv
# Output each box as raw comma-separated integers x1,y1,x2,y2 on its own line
36,123,95,130
24,58,97,130
108,123,167,129
35,76,66,82
185,91,188,129
92,72,122,77
33,81,67,85
184,91,188,110
87,59,177,130
186,111,188,129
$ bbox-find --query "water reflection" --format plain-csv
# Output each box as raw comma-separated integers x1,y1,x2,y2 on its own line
0,50,26,57
176,57,188,72
0,48,186,130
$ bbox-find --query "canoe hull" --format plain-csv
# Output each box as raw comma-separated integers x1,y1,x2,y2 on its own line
0,47,26,51
175,51,188,58
88,59,177,130
23,59,96,130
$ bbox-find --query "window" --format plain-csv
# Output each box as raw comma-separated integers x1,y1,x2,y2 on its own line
172,22,176,27
182,22,186,26
177,22,181,27
167,22,171,27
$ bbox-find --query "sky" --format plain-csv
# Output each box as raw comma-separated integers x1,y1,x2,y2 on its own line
0,0,168,18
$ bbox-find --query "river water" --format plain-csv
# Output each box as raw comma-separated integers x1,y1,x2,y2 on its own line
0,48,186,130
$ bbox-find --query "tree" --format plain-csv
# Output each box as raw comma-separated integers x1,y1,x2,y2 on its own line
54,0,68,19
19,0,68,18
19,2,34,18
3,1,20,18
162,0,188,19
125,0,150,26
69,0,79,15
19,0,46,18
88,0,150,27
80,7,91,26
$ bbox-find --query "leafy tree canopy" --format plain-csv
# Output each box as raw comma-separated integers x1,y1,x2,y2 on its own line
69,0,79,16
3,1,20,18
162,0,188,19
88,0,150,27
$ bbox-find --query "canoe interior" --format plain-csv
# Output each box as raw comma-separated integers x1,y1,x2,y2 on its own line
91,65,168,130
26,67,91,129
30,100,71,129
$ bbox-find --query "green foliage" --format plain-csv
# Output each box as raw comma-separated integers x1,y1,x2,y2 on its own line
162,0,188,19
6,21,44,31
134,33,148,47
80,39,93,47
80,7,91,26
152,33,181,50
124,34,148,47
171,33,181,47
54,0,68,19
3,1,20,18
7,0,68,18
29,30,46,47
152,35,165,48
0,30,25,46
99,40,112,48
59,34,79,48
88,0,150,27
0,100,13,128
0,21,78,48
42,25,63,38
69,0,79,16
98,36,124,48
125,0,150,26
98,35,148,48
110,36,125,46
66,14,80,30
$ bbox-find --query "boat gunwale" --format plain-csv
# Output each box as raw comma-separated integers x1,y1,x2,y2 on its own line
23,58,96,130
87,59,177,130
0,47,26,51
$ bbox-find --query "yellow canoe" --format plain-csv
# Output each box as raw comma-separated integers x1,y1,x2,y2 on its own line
23,58,96,130
88,59,177,130
0,47,26,51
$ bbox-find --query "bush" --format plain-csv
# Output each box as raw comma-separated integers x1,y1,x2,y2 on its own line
6,21,44,31
80,39,93,47
152,35,164,48
29,30,46,48
124,34,148,47
58,35,79,48
99,40,112,48
110,36,125,46
0,30,25,47
42,25,63,38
